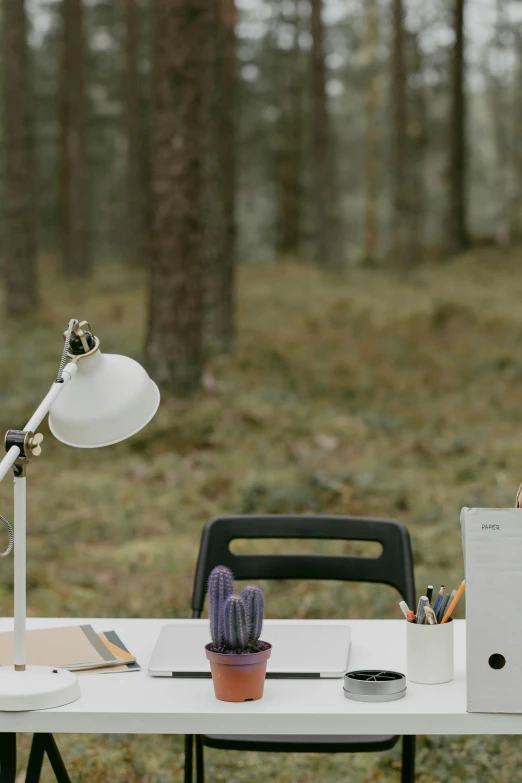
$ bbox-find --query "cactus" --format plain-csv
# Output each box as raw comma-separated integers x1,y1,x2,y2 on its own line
208,565,234,648
240,584,264,644
223,595,250,650
208,565,267,652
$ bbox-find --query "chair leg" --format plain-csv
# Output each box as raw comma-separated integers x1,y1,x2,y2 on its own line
195,736,204,783
184,735,193,783
401,735,416,783
0,733,16,783
25,735,46,783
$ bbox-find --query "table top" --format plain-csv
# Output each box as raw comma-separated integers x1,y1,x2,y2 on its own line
0,617,520,735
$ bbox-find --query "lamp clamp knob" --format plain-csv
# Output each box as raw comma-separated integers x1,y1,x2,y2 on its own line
4,430,44,462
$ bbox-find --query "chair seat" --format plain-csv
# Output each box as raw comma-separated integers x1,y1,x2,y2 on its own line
201,734,400,754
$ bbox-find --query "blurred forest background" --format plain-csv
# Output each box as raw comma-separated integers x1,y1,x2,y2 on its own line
1,0,522,780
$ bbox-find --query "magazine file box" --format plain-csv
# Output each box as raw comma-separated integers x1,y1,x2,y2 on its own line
461,507,522,713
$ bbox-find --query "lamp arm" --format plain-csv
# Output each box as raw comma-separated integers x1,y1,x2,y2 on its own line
0,362,78,484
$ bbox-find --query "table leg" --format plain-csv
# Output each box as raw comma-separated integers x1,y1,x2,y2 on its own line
0,733,16,783
401,735,416,783
26,735,71,783
26,735,45,783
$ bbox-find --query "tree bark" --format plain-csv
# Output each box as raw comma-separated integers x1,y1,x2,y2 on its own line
202,0,238,354
513,31,522,239
147,0,207,395
448,0,469,253
60,0,90,274
275,0,302,260
408,30,427,261
220,0,237,349
391,0,415,266
310,0,343,270
1,0,39,315
363,0,379,264
490,0,512,248
123,0,148,267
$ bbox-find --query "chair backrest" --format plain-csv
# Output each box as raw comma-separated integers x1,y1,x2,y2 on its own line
191,514,415,617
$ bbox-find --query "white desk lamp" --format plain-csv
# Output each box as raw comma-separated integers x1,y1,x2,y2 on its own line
0,320,160,710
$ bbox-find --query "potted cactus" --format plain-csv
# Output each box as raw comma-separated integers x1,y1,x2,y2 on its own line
205,565,271,702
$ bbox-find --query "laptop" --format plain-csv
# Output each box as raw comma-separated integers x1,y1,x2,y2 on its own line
148,619,351,679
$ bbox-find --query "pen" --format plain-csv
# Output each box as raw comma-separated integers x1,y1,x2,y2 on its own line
432,585,445,618
437,590,453,623
415,596,429,624
441,580,465,624
424,606,437,625
426,585,433,604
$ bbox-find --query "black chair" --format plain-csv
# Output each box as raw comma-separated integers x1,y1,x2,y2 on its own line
184,514,416,783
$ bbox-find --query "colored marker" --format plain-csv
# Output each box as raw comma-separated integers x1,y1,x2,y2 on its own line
399,600,416,622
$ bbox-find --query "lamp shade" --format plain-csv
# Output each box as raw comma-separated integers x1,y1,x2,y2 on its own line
48,350,160,448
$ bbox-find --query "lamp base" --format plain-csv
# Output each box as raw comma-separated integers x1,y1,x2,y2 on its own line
0,665,80,711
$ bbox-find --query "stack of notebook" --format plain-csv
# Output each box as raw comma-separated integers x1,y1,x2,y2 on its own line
0,624,139,674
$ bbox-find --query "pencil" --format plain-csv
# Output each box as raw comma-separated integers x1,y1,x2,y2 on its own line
441,580,465,624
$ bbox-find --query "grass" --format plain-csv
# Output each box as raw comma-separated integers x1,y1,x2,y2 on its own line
0,250,521,780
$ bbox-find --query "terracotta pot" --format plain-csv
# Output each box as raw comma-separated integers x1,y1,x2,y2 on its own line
205,643,272,702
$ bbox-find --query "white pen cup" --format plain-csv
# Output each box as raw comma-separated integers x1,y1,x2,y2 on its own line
406,618,454,684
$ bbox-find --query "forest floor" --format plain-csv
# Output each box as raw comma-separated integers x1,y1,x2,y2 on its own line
1,251,521,781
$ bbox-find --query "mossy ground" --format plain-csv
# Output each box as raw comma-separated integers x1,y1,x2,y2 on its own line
0,252,520,781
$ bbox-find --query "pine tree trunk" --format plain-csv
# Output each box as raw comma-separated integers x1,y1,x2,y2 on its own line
363,0,380,264
490,0,512,249
1,0,39,316
391,0,414,266
408,30,427,261
60,0,90,274
488,69,511,249
202,0,237,354
220,0,237,349
448,0,468,253
124,0,147,267
310,0,343,270
513,31,522,239
275,0,302,260
147,0,207,394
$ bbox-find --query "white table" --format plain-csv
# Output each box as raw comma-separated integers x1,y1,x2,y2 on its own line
0,617,519,736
